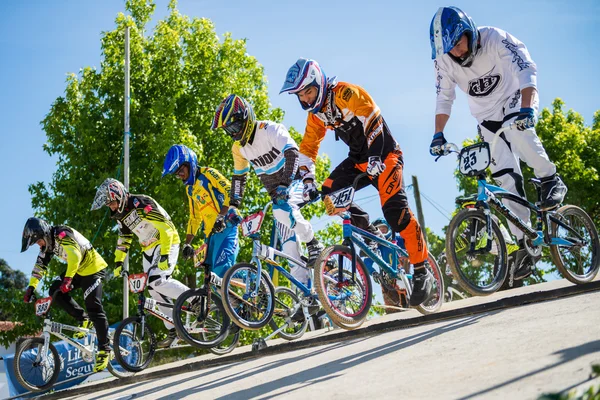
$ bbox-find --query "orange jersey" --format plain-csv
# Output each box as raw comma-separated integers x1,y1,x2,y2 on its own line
298,82,401,179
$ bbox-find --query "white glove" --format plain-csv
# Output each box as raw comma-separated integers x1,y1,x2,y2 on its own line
302,180,319,202
366,156,386,177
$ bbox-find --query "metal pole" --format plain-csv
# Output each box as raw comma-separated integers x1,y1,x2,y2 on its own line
411,175,428,246
123,25,130,319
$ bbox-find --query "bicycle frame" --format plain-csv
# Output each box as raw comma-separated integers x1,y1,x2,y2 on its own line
325,173,414,297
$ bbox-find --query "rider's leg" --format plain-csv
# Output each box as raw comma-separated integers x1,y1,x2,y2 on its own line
145,245,190,330
274,181,323,269
49,275,89,322
479,124,530,241
360,150,431,306
79,270,110,352
207,225,240,279
321,158,373,230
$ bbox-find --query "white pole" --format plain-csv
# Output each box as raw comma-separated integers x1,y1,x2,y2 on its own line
123,25,130,319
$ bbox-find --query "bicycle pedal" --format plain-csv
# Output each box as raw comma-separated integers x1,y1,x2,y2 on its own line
252,338,267,353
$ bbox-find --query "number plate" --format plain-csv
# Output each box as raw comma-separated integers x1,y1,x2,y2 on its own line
458,142,491,177
35,297,53,316
194,243,208,267
241,211,264,237
324,186,355,216
128,273,148,293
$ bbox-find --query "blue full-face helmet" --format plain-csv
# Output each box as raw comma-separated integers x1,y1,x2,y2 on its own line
162,144,198,186
430,6,479,67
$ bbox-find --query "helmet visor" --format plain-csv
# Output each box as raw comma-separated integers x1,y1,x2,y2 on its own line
223,120,245,139
91,189,109,211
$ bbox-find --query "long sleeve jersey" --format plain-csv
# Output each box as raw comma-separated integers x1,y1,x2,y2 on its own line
434,26,538,123
231,121,300,202
28,226,107,288
112,194,180,262
298,81,400,180
186,167,231,238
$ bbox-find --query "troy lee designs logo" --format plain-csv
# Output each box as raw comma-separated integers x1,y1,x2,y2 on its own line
468,67,501,97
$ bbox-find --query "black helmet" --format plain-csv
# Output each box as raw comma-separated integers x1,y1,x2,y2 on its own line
21,217,52,252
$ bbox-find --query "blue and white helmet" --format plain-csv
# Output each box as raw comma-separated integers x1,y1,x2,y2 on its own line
430,6,479,67
372,217,392,241
280,58,329,114
162,144,198,186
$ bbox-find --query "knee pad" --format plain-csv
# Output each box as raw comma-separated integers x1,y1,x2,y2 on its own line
491,168,525,198
383,207,412,233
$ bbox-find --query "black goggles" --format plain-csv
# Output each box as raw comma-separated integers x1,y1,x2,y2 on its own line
223,120,244,137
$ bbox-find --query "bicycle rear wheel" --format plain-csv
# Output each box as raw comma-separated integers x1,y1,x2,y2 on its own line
550,205,600,284
174,289,230,349
208,326,240,355
446,208,508,296
113,316,156,373
416,254,444,314
269,286,309,341
313,245,372,329
221,263,275,330
14,338,61,392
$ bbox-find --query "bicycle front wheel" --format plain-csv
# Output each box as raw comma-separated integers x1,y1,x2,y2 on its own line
550,205,600,284
174,289,231,349
314,245,372,329
446,208,508,296
269,286,309,341
208,326,240,356
113,316,156,373
14,338,61,392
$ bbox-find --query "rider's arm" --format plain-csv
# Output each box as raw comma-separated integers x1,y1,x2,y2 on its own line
298,114,327,182
201,167,231,212
114,221,134,264
494,28,537,103
435,113,450,134
230,143,249,207
434,59,457,133
273,123,300,186
28,251,53,289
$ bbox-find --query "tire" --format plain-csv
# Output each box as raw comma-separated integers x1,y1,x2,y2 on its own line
313,245,372,329
550,205,600,284
416,253,445,314
268,286,309,341
14,338,61,392
208,327,240,356
174,289,231,348
220,263,275,330
113,316,156,373
446,208,508,296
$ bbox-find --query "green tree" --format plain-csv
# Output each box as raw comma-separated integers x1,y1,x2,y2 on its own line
26,0,332,345
0,259,39,346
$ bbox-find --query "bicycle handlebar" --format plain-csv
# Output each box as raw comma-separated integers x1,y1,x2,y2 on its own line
436,123,517,162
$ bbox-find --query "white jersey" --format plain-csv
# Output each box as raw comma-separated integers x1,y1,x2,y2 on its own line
232,121,298,177
434,26,538,123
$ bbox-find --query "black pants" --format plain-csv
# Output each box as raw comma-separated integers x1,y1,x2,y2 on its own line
50,270,110,352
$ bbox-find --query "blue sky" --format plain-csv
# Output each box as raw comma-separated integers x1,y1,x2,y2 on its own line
1,0,599,277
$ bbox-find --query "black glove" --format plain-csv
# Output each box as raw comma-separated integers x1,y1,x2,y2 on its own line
182,244,195,260
213,214,226,234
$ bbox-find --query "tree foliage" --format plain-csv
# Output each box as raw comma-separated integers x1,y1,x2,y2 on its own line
22,0,333,345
